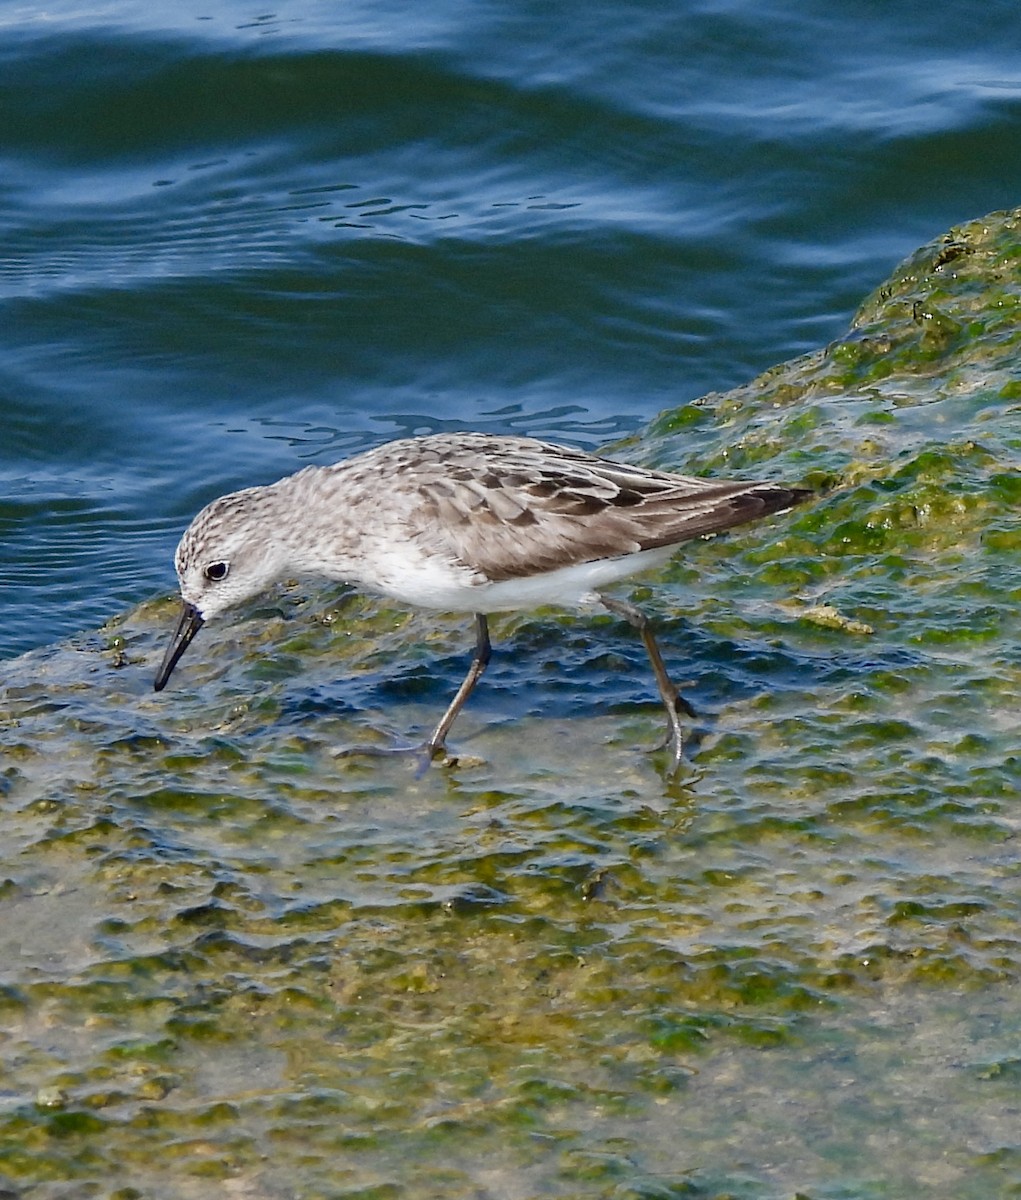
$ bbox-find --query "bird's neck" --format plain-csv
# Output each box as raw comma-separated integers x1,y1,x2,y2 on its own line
269,464,367,583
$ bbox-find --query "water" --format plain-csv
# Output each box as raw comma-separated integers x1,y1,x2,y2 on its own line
4,0,1021,656
4,3,1021,1198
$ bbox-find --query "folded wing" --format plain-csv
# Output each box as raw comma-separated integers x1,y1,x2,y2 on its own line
409,439,810,583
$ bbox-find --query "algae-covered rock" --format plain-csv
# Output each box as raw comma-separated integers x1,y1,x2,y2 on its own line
2,209,1021,1198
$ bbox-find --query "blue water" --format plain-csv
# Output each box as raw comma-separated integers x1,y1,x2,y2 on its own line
4,0,1021,657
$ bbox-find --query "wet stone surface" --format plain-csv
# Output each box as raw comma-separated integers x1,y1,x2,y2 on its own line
3,209,1021,1198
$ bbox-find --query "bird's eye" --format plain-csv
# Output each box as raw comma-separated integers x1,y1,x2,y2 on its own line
204,561,230,582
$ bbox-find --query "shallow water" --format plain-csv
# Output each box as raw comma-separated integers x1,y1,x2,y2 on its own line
5,207,1021,1194
4,3,1021,1197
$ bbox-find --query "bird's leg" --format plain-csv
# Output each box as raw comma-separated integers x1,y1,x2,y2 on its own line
421,612,492,761
599,594,695,771
337,613,490,770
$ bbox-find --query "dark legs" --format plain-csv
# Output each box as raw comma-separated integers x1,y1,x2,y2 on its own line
342,603,690,772
599,594,694,772
338,613,490,767
422,613,491,760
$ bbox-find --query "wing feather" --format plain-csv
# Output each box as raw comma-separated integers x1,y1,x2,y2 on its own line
397,436,809,583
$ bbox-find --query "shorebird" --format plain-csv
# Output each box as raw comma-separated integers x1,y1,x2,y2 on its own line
154,432,810,770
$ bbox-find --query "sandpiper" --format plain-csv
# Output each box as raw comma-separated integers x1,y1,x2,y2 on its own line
154,432,810,769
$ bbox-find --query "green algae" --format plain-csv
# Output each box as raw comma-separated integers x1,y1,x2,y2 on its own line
4,210,1021,1197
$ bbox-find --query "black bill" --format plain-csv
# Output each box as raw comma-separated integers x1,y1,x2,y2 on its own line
154,601,205,692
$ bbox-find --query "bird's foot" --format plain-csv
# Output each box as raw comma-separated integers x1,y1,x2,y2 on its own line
651,732,687,776
335,738,466,777
649,692,697,776
336,740,431,773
